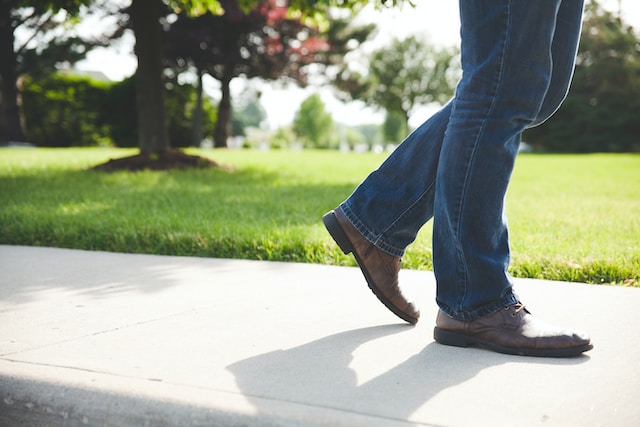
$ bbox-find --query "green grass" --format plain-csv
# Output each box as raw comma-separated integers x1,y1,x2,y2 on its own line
1,147,638,286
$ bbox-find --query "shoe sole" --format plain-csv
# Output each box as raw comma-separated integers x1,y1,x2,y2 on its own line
433,327,594,358
323,210,418,325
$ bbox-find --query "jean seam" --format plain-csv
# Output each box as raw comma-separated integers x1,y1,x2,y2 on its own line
452,0,511,312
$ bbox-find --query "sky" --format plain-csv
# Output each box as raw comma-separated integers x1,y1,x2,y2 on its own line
74,0,640,129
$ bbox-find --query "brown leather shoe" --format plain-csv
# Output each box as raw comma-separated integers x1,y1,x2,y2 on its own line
434,303,593,357
323,209,420,324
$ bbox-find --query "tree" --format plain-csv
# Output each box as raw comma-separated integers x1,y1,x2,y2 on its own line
18,71,216,148
232,91,267,136
382,110,406,144
337,35,459,131
99,0,412,169
313,14,376,85
269,125,295,149
524,0,640,152
133,0,404,151
130,0,170,155
293,93,334,148
163,73,219,148
353,123,382,149
164,0,332,148
20,73,110,146
0,0,95,143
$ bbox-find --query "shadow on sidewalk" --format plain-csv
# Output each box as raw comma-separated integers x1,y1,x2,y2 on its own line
228,324,590,424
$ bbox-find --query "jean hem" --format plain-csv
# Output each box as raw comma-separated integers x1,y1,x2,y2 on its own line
436,292,519,322
339,203,406,258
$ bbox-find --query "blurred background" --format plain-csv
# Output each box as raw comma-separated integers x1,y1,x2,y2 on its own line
2,0,639,153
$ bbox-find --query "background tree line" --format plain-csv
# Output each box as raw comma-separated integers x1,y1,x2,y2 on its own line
523,0,640,152
1,0,638,156
19,70,252,148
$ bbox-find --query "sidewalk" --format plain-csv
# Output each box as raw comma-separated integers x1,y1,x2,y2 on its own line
1,245,638,427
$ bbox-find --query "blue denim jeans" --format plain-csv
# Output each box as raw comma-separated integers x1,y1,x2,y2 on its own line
339,0,584,321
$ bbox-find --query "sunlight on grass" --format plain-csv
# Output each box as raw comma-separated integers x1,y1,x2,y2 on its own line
0,148,638,285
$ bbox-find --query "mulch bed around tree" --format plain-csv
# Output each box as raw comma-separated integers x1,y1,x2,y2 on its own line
92,149,230,172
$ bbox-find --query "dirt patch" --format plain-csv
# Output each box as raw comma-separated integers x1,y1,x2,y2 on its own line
92,149,231,172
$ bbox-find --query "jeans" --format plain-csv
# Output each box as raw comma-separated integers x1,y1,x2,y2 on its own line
339,0,584,321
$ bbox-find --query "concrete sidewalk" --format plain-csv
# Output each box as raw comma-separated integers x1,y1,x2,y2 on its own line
0,245,638,427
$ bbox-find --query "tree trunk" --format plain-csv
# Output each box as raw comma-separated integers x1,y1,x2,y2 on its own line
402,109,410,137
192,68,204,147
214,70,232,148
130,0,169,155
0,3,26,143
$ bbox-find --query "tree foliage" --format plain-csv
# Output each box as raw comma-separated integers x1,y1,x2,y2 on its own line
0,0,98,143
164,0,330,148
123,0,405,158
232,92,267,136
336,35,459,129
20,73,109,146
20,72,216,148
293,93,334,148
312,14,375,85
4,0,415,163
524,0,640,152
382,110,406,144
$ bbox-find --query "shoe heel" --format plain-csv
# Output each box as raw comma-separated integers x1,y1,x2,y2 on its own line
433,327,472,348
322,211,354,255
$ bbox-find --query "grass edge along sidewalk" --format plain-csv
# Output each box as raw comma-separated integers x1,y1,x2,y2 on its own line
0,147,638,286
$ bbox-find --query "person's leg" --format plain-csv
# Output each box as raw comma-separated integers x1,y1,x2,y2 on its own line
433,0,584,321
324,0,590,341
339,102,452,257
337,0,583,259
532,0,585,127
432,0,591,357
323,103,451,324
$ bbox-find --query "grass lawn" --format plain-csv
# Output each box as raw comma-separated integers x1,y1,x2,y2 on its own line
1,147,638,285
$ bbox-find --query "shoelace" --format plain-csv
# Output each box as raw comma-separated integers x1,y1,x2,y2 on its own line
505,302,527,317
